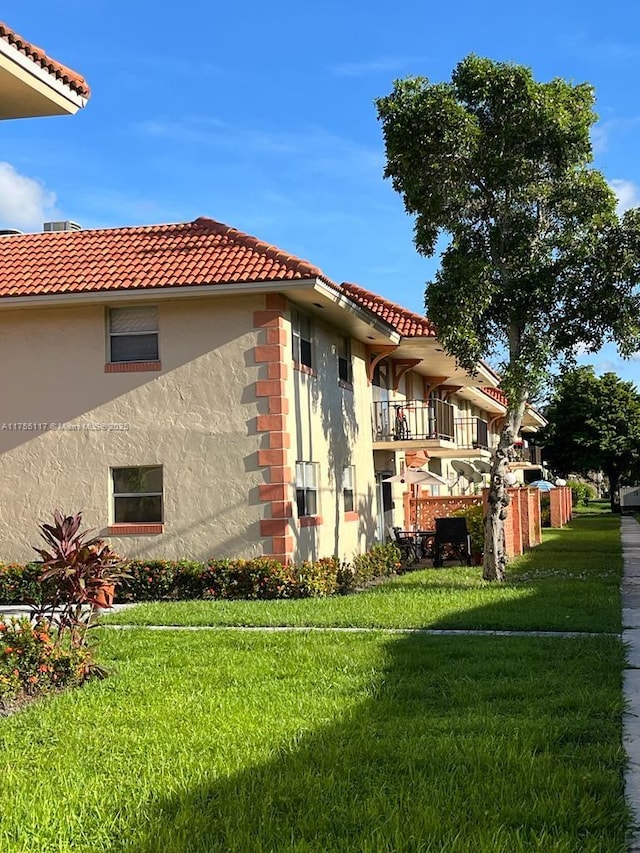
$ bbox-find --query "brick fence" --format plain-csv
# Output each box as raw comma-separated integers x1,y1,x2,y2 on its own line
405,485,568,559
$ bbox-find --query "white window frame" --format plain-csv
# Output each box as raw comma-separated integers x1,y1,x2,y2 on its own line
111,465,163,523
343,465,355,513
292,309,313,369
338,337,352,384
108,306,159,364
295,461,318,517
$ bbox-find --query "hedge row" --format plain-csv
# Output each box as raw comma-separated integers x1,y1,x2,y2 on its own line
0,543,402,605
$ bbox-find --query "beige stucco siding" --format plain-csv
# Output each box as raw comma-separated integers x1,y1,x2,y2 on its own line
0,296,265,562
285,308,377,563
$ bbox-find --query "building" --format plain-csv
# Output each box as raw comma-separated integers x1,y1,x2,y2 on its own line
0,217,543,564
0,21,90,120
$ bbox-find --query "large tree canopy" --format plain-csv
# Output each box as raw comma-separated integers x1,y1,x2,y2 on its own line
376,55,640,580
540,367,640,511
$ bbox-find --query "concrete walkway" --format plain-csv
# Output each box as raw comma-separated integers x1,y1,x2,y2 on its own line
622,516,640,851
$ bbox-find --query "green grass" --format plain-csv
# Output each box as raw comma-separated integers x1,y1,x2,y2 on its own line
0,629,628,852
102,515,622,633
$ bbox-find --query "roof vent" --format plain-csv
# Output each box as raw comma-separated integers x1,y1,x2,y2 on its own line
0,229,23,236
43,221,81,232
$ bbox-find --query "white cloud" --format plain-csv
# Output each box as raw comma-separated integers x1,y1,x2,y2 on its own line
609,178,640,214
0,162,57,231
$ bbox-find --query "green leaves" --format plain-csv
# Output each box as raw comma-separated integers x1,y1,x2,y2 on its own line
376,55,640,408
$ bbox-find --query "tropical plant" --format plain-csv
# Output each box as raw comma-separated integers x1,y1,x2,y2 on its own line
32,510,127,651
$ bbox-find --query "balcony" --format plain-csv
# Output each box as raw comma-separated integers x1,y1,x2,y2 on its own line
455,417,489,450
512,444,544,466
372,399,455,445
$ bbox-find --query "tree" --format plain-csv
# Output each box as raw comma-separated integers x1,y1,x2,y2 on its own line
376,55,640,580
539,367,640,512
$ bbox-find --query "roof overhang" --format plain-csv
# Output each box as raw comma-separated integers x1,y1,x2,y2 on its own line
0,38,87,119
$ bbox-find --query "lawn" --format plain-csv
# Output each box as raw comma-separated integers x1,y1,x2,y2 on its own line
0,629,627,853
0,512,629,852
102,515,622,633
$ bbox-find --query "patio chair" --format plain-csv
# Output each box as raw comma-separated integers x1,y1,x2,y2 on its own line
388,526,418,564
432,517,472,568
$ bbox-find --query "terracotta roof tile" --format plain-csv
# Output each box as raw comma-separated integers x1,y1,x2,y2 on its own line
340,282,437,337
0,21,90,98
0,217,329,299
481,387,508,406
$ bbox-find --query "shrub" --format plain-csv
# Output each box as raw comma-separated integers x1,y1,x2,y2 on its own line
566,480,595,506
0,618,92,706
540,494,551,527
451,505,485,557
0,563,56,604
0,543,404,605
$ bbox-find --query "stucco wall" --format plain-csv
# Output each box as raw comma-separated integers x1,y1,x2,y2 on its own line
0,296,265,562
285,308,377,563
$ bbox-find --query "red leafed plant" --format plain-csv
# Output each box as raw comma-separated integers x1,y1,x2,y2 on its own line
32,511,128,654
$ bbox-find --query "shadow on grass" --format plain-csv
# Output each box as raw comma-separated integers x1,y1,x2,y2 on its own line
109,627,627,853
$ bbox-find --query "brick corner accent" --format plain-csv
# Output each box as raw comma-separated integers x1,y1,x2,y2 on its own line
254,295,293,563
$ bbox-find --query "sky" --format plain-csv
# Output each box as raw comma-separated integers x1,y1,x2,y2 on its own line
5,1,640,389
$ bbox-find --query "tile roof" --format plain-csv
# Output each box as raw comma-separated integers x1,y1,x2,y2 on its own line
340,282,437,337
0,217,330,299
0,21,90,98
481,386,508,407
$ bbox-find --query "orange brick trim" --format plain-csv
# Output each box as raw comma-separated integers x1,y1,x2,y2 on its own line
266,293,288,310
256,414,286,432
105,361,161,373
271,501,293,519
299,515,323,528
253,310,285,328
268,397,289,415
268,431,291,450
271,535,294,553
254,345,283,364
254,294,293,563
256,379,285,397
108,523,164,535
257,448,287,467
267,363,289,380
260,518,290,537
344,511,359,522
259,483,288,501
293,362,316,377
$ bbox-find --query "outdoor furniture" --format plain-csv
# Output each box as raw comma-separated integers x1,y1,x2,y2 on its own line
389,527,421,564
432,517,472,568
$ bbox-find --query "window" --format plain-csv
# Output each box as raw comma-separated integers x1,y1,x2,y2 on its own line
338,337,352,384
112,466,163,523
109,306,158,363
295,461,318,517
343,466,355,513
292,309,312,369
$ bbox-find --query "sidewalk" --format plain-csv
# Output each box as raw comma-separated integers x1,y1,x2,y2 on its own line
621,516,640,851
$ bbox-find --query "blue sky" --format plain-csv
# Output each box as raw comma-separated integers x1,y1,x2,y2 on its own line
5,1,640,388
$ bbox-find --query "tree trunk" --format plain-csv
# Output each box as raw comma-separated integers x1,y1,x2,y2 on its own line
483,397,527,581
609,469,620,513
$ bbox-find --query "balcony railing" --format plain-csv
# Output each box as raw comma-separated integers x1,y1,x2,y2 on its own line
455,417,490,450
513,445,544,465
372,399,455,442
